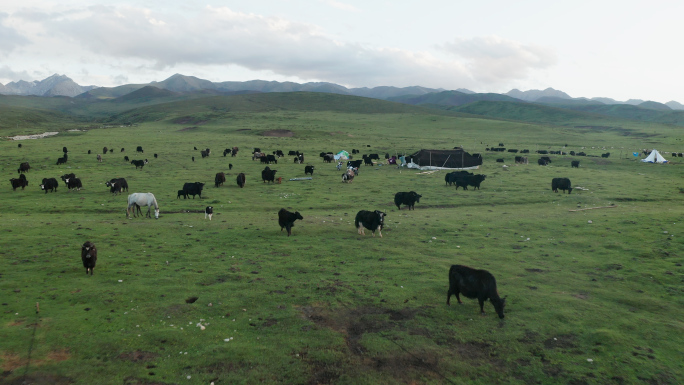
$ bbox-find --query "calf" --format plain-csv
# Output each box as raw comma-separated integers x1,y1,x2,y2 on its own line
354,210,386,238
205,206,214,220
97,154,102,162
124,156,130,162
278,208,303,236
305,165,315,175
394,191,422,210
177,189,188,199
81,241,97,275
56,155,68,165
236,173,246,188
215,172,226,188
40,178,59,193
551,177,572,194
103,146,108,154
136,146,144,153
447,265,506,319
9,178,29,190
266,154,277,164
571,160,580,168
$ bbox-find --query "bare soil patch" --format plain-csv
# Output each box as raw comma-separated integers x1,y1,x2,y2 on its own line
3,373,74,385
262,130,293,137
118,350,159,363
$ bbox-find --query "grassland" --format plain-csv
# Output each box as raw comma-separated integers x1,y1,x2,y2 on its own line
1,93,683,384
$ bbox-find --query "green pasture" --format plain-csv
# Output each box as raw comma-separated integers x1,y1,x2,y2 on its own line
1,96,683,384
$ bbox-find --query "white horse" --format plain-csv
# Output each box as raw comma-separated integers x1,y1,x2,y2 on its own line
127,193,159,219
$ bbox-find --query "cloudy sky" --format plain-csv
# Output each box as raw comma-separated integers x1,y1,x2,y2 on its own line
1,0,682,102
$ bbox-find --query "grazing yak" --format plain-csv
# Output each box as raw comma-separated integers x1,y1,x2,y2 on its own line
131,159,148,169
56,154,68,165
571,160,580,168
81,241,98,276
60,173,76,187
103,147,108,154
97,154,102,162
515,156,528,164
17,162,31,174
136,146,144,153
354,210,386,238
538,158,549,166
305,165,314,175
447,264,506,319
394,191,422,210
9,178,29,190
106,178,128,194
124,156,130,162
278,208,303,236
552,178,572,194
236,173,246,188
205,206,214,220
183,182,205,199
215,172,226,188
445,171,473,186
40,178,59,193
261,167,277,183
177,189,188,199
65,177,83,191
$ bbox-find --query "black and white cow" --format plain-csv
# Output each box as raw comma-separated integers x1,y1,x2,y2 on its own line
40,178,59,193
65,177,83,191
131,159,148,169
354,210,386,238
205,206,214,220
278,208,303,236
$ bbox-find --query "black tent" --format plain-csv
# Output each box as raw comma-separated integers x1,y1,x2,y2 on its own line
408,149,482,169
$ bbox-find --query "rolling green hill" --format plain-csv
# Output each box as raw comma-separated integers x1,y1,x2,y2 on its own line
103,92,473,124
388,90,520,106
0,104,86,134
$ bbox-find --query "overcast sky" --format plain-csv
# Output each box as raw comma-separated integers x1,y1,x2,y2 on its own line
1,0,682,102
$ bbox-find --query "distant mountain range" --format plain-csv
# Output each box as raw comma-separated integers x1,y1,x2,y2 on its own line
0,73,682,110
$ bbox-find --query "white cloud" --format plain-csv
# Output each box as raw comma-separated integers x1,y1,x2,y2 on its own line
0,13,30,54
0,65,33,82
440,36,557,84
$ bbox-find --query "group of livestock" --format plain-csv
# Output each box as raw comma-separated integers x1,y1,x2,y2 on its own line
24,142,607,322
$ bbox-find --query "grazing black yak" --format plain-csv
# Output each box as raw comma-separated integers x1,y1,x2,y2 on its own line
81,241,98,275
236,173,246,188
394,191,422,210
447,265,506,319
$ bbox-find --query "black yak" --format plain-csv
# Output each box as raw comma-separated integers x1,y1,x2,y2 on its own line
447,265,506,319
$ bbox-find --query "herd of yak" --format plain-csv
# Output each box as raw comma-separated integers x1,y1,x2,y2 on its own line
12,143,598,320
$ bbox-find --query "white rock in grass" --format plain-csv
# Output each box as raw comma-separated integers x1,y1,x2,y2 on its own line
587,358,593,363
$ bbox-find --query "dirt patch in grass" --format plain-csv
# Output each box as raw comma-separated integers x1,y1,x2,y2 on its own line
544,334,577,349
178,126,198,131
122,377,178,385
263,129,293,137
2,373,74,385
299,305,450,383
118,350,159,363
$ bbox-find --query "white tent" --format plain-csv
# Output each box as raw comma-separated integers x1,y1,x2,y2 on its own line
334,150,349,160
641,149,668,164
